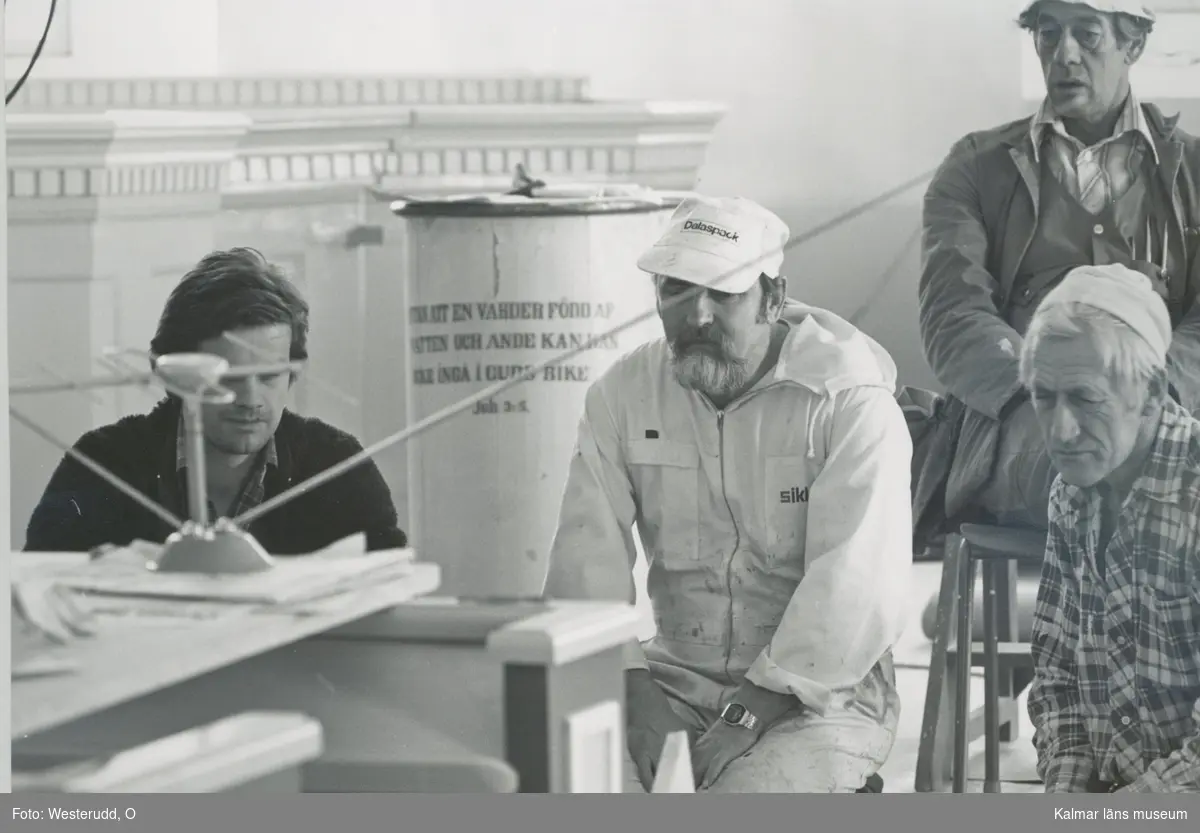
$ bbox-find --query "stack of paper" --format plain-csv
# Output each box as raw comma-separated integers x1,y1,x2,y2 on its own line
55,548,416,605
14,533,418,607
11,536,428,681
12,580,94,679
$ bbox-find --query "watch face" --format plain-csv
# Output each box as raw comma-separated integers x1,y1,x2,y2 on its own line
722,704,747,724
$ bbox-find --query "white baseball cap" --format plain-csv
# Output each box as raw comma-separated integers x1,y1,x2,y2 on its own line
1017,0,1155,23
636,195,790,295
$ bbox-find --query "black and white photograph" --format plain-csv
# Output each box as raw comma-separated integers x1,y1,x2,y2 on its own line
2,0,1198,825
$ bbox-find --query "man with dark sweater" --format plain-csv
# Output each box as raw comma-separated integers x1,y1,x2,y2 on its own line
24,248,407,555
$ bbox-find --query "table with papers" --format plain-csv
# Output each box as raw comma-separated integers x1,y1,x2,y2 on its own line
11,538,641,793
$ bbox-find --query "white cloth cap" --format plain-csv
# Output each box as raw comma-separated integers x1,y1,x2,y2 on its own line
636,195,790,294
1018,0,1155,23
1036,263,1171,363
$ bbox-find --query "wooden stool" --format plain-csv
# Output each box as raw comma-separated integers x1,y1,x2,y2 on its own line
915,524,1044,792
953,524,1044,792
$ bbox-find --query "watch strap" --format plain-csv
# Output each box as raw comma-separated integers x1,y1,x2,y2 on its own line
721,703,760,732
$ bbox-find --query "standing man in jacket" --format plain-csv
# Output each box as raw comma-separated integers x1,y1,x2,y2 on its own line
916,0,1200,536
542,196,913,792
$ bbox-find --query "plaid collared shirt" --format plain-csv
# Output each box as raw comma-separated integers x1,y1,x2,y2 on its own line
1031,91,1160,215
175,419,278,520
1028,400,1200,793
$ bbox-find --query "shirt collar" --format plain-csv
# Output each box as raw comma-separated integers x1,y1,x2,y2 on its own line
1131,399,1192,504
1029,90,1160,166
175,417,278,471
1064,399,1192,510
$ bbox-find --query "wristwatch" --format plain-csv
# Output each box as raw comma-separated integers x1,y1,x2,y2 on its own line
719,702,760,732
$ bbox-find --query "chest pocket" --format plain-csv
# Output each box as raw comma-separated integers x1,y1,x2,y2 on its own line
763,454,813,569
626,439,700,566
1139,588,1200,694
1137,532,1200,691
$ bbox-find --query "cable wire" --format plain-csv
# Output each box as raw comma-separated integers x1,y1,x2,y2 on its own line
847,225,925,327
5,0,59,105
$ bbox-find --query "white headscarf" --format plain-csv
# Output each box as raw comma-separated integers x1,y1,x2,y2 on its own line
1035,263,1171,363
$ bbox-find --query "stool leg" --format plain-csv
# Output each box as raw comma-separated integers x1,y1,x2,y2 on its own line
916,534,962,792
952,539,975,794
982,560,1001,793
997,560,1020,742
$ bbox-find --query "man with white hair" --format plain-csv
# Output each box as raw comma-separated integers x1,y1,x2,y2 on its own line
1021,262,1200,793
542,196,913,792
913,0,1200,543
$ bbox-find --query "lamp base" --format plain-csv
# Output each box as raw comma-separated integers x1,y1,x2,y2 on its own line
153,519,276,575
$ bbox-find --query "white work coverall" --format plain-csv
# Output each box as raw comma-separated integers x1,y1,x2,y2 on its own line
544,302,913,792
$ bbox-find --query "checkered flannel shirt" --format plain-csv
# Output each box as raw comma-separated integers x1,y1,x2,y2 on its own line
1028,400,1200,793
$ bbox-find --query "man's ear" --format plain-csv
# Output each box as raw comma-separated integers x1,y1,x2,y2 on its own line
1142,367,1169,413
1124,32,1148,65
653,275,667,319
765,276,787,322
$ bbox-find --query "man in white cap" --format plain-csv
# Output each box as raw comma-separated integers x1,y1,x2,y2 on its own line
542,196,913,792
913,1,1200,544
1020,262,1200,792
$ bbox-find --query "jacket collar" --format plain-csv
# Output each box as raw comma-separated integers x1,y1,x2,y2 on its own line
1004,100,1185,224
1129,399,1194,506
1029,91,1160,166
1006,99,1180,152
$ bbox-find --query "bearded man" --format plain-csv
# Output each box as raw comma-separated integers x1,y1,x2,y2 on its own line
541,196,913,793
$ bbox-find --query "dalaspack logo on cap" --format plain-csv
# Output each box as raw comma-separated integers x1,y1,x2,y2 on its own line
682,219,740,243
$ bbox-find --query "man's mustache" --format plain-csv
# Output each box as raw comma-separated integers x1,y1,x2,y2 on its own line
672,328,732,353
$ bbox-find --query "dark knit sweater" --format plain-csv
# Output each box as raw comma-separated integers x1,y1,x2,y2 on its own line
24,398,407,555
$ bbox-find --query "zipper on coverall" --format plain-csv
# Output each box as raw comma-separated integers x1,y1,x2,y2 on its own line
708,384,787,683
715,410,740,683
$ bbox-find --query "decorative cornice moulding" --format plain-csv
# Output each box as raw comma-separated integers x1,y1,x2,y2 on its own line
6,110,250,219
405,100,727,130
6,99,727,207
224,101,726,201
6,75,591,112
6,109,252,157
